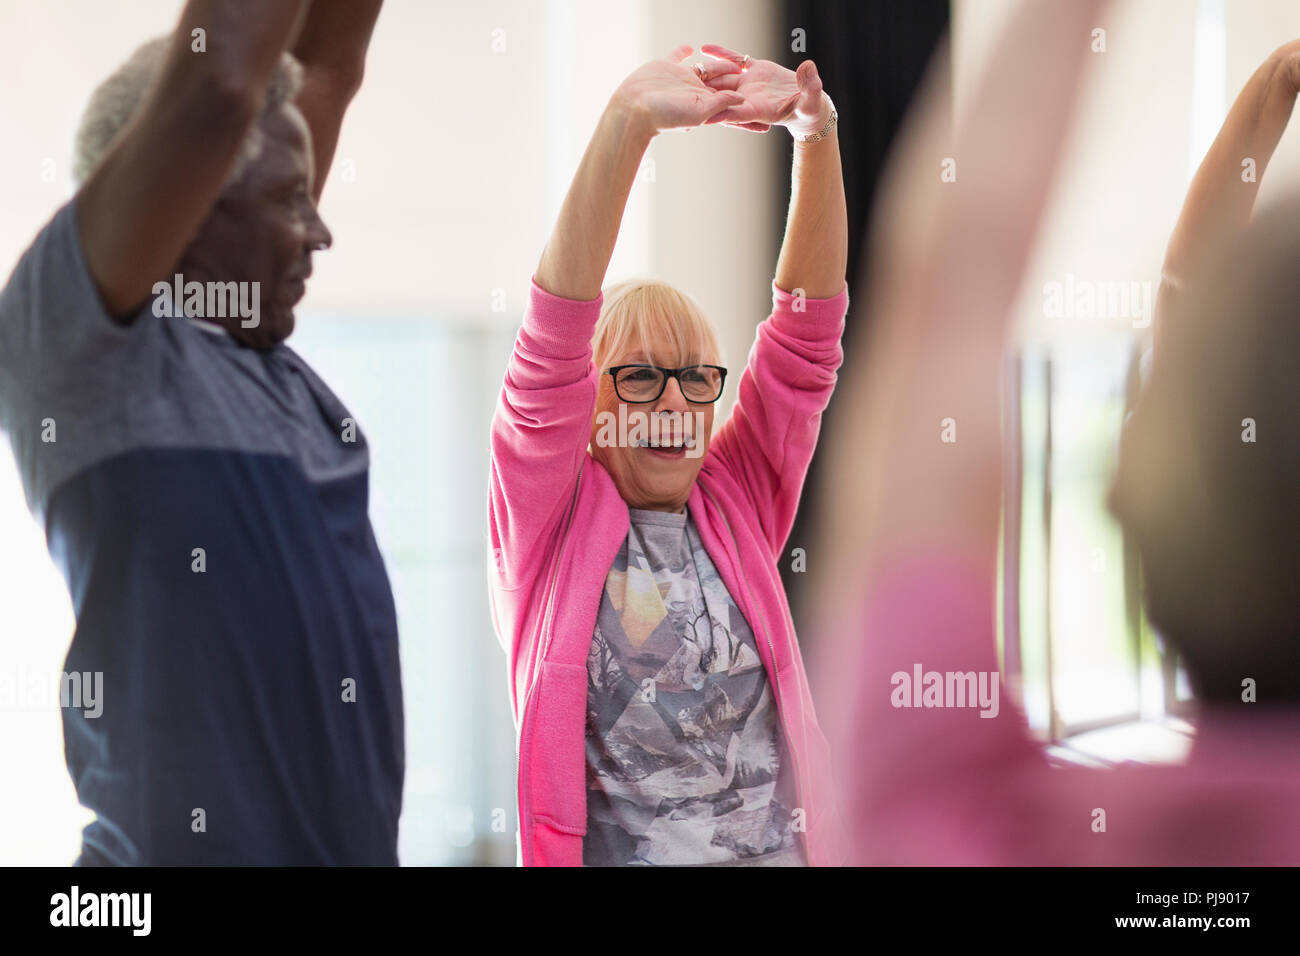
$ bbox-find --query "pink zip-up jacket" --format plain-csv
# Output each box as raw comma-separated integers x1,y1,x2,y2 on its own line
488,276,849,866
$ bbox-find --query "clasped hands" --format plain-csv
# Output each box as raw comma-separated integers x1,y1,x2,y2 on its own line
613,43,832,140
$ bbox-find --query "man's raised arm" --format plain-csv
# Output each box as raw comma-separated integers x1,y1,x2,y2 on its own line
291,0,383,203
75,0,308,321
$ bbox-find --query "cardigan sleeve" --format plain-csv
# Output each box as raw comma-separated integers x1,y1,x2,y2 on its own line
487,278,602,599
706,280,848,557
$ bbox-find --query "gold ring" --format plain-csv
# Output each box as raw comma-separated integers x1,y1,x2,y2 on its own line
694,62,708,80
741,54,751,68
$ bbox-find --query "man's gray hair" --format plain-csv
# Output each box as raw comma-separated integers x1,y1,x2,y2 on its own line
73,36,303,186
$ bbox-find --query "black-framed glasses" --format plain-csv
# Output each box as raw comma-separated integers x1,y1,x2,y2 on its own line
605,364,728,404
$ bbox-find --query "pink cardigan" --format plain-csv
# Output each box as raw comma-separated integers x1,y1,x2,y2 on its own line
488,277,849,866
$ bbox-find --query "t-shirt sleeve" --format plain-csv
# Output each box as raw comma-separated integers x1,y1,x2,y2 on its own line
0,198,136,510
0,198,132,417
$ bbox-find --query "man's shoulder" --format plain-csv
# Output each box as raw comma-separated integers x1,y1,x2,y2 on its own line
1,199,79,301
0,194,140,365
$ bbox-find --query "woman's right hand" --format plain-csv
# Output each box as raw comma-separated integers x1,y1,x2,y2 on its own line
611,45,747,137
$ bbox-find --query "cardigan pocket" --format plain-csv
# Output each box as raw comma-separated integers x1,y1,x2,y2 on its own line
526,660,590,836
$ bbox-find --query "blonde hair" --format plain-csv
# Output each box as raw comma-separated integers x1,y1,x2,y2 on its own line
593,279,724,373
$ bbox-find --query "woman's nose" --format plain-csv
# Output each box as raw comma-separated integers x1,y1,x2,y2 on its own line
656,375,689,411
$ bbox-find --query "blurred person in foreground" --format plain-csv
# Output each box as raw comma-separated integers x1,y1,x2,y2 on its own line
489,45,848,866
0,0,401,864
809,0,1300,864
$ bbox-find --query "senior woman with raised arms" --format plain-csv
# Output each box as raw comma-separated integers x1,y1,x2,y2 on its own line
488,43,848,867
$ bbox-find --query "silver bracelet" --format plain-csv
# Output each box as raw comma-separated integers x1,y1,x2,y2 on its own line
799,97,838,144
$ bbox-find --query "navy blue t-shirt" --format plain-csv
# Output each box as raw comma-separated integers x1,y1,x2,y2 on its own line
0,200,404,865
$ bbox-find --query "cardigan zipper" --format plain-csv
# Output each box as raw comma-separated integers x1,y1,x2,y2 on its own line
698,483,806,846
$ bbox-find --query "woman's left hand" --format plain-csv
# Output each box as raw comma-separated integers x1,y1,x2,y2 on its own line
697,45,830,136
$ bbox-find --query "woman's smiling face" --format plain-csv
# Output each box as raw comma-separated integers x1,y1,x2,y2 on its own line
590,352,717,513
588,281,724,513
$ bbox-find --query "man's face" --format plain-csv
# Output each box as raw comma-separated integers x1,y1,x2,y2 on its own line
180,102,331,348
590,353,718,513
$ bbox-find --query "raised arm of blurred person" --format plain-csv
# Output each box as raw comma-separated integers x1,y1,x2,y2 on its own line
818,0,1104,582
75,0,309,320
1156,40,1300,349
808,0,1106,863
291,0,383,203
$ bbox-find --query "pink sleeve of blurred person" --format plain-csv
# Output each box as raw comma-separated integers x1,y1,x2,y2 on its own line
817,548,1047,865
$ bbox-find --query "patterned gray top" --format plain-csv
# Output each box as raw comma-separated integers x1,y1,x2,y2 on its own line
583,505,803,866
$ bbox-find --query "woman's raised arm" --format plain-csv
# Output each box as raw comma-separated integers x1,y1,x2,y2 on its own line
534,47,745,300
489,49,744,602
702,46,847,297
693,49,849,553
773,65,848,298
